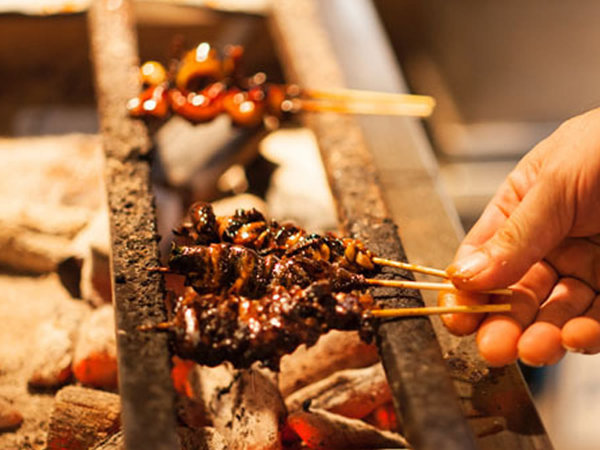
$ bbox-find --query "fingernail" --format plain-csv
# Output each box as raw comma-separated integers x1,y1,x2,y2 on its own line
519,357,545,368
447,250,490,280
564,345,584,353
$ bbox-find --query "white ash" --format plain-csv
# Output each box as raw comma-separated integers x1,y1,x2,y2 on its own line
261,128,338,233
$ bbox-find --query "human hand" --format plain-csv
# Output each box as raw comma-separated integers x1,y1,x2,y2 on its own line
440,108,600,367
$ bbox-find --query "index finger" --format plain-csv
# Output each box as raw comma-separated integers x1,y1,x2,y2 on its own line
455,168,533,260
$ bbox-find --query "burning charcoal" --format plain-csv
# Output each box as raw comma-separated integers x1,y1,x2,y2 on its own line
176,395,211,431
29,299,91,388
189,364,286,450
92,431,124,450
73,305,118,390
73,208,112,306
177,426,228,450
29,322,74,388
186,364,231,421
285,363,391,420
362,403,399,432
0,398,23,432
278,330,379,396
174,360,210,431
287,408,409,449
47,386,121,450
0,135,105,274
0,219,78,273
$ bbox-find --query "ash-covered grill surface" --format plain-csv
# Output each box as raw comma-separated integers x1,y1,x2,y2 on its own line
88,1,177,449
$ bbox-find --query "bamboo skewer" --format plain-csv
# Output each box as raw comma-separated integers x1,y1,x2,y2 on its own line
369,303,512,318
291,87,436,118
146,305,512,329
371,256,448,278
149,268,512,296
302,87,435,106
152,258,450,279
141,303,511,332
295,99,434,117
365,278,512,296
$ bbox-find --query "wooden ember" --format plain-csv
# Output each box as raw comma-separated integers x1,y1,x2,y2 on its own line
288,407,409,449
75,209,112,306
0,398,23,432
176,427,228,450
91,427,228,450
92,431,125,450
29,322,74,388
73,304,118,390
29,300,91,388
0,135,105,274
278,330,379,396
190,364,286,450
47,385,121,450
285,363,391,420
175,393,210,430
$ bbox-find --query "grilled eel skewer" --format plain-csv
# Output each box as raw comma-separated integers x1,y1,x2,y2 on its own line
128,43,434,128
170,205,511,295
175,202,377,272
151,281,378,370
161,242,371,299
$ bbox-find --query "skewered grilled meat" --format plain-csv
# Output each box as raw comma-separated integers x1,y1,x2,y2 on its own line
128,42,295,127
175,202,375,272
166,281,377,370
167,243,368,298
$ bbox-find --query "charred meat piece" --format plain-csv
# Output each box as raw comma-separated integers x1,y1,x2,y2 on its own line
175,202,375,272
167,281,378,370
168,243,368,298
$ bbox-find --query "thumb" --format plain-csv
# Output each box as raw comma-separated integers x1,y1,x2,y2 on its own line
448,182,570,290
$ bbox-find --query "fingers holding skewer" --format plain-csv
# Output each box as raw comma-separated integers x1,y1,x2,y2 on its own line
437,290,490,336
442,261,558,367
562,294,600,354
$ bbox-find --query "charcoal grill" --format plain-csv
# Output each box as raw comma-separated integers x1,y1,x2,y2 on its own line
88,0,552,449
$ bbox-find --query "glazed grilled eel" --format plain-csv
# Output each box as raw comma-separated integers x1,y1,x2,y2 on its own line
163,281,378,370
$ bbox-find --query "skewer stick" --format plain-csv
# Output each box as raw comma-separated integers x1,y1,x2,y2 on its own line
302,87,435,106
369,303,511,318
371,256,448,278
290,87,436,118
296,99,434,117
366,279,512,296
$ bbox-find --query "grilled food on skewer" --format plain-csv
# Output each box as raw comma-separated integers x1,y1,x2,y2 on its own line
171,203,511,295
153,281,377,370
160,243,371,298
148,279,511,370
128,42,435,127
145,204,512,370
175,202,375,271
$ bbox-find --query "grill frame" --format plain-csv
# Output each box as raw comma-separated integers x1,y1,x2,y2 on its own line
88,0,553,448
88,1,178,449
